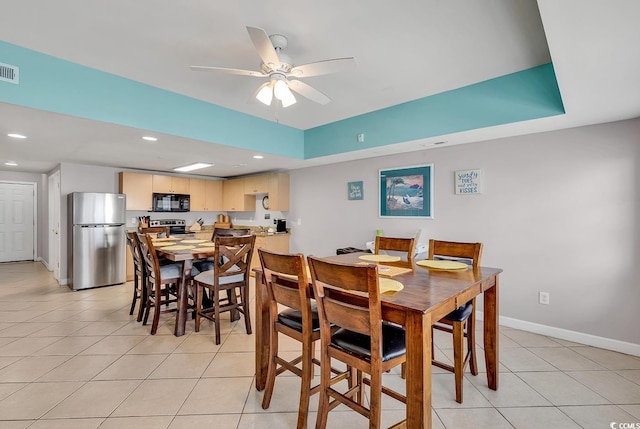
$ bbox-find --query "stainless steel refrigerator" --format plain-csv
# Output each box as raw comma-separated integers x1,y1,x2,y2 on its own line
68,192,126,290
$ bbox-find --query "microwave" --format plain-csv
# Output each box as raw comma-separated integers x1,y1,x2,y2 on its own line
152,193,190,212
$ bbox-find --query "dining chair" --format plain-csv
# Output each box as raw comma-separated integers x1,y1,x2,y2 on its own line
125,231,146,321
374,235,416,267
193,234,256,344
258,248,349,429
138,226,170,237
410,239,483,404
137,233,183,334
308,256,406,429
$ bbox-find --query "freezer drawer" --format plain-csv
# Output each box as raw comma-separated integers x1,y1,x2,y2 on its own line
71,224,126,290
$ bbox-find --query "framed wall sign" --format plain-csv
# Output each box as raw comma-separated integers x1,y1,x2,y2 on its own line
379,164,433,218
348,181,364,200
455,169,482,194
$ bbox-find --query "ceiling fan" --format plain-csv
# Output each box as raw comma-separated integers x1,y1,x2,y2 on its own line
190,26,356,108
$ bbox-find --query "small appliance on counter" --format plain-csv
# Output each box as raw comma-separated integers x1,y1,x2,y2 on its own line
275,218,287,233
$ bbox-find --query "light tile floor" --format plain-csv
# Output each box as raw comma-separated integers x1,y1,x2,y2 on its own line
0,262,639,428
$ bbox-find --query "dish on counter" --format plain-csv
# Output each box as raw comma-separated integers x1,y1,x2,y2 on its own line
358,254,401,263
416,260,468,271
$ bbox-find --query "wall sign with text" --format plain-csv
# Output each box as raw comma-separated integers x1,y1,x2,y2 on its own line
455,169,482,194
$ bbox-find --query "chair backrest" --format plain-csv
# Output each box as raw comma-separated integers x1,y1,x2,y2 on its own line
308,256,382,352
139,226,170,238
126,231,144,275
213,234,256,285
374,236,416,264
211,227,251,241
428,240,483,268
258,249,313,326
137,233,162,283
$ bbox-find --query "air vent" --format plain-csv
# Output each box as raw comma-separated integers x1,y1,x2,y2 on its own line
0,63,19,84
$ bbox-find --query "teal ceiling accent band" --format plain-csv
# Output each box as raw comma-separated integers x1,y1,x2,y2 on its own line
303,63,565,159
0,41,304,159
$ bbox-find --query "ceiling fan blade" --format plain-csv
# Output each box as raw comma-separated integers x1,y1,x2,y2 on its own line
287,80,331,105
246,26,280,71
289,57,356,78
189,66,266,77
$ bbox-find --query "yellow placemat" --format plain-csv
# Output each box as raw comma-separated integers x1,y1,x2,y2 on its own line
152,237,175,242
359,254,401,263
379,277,404,294
161,245,195,251
416,260,468,271
378,266,413,277
181,239,207,244
197,243,216,247
152,242,176,247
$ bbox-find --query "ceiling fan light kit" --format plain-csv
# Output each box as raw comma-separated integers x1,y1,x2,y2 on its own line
190,26,355,110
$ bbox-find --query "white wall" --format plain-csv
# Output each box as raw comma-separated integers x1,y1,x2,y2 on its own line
287,118,640,347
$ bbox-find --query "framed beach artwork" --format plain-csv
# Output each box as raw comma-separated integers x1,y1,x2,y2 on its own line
379,164,433,218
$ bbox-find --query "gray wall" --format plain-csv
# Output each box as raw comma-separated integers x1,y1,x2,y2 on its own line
287,118,640,347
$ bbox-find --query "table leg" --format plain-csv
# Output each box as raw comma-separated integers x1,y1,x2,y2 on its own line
254,270,270,391
174,260,192,337
405,311,432,429
483,275,500,390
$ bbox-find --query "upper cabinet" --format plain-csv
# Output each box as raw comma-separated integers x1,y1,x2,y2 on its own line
267,173,290,211
119,172,153,211
244,175,269,195
152,175,189,194
189,178,223,212
222,178,256,212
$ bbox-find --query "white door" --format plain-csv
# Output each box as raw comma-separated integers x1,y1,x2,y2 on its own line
48,171,61,280
0,182,35,263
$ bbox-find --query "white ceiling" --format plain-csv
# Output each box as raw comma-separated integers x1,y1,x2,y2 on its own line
0,0,639,177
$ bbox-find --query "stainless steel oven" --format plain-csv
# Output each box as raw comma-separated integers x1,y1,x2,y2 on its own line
149,219,187,235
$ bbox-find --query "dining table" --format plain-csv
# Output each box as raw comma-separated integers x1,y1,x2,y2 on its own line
253,252,502,429
153,237,219,336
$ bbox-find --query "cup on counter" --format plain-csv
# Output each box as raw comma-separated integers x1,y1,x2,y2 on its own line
376,229,384,236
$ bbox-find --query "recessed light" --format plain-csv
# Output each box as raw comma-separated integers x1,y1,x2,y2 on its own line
4,161,18,166
173,162,212,172
7,133,27,139
253,155,264,159
232,164,247,168
142,136,158,142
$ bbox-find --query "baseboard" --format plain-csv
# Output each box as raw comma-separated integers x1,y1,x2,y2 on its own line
59,278,69,286
37,257,51,271
476,311,640,357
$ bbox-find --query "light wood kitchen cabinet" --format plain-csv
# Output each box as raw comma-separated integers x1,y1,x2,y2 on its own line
152,175,189,194
244,175,269,194
250,233,290,275
222,178,256,211
119,172,153,211
267,173,290,211
189,178,223,211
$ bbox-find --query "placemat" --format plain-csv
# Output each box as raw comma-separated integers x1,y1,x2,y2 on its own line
416,260,468,271
181,239,207,244
152,242,177,247
197,243,216,247
359,254,401,263
152,237,175,242
378,265,413,277
161,245,195,251
379,278,404,294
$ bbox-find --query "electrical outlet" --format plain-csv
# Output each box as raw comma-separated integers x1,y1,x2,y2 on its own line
538,292,550,305
264,214,270,219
